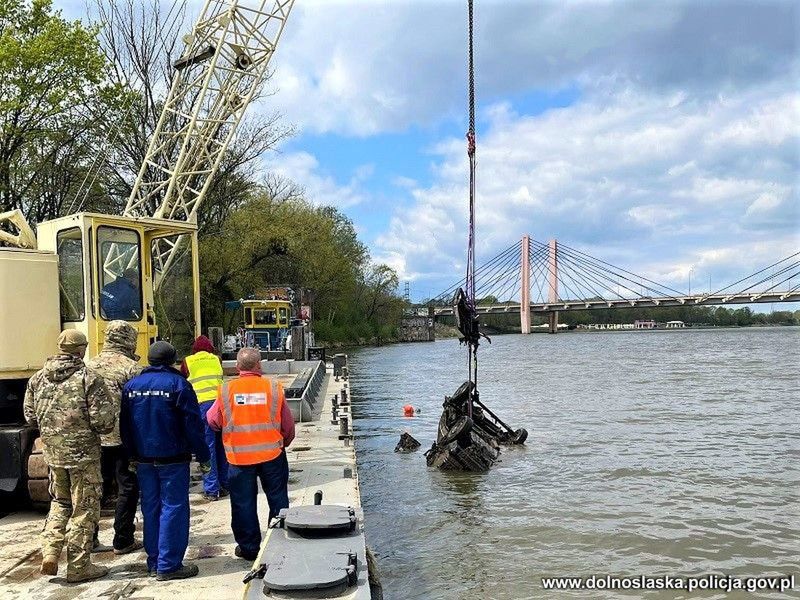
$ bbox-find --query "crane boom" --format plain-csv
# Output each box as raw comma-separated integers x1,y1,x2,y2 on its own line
124,0,296,282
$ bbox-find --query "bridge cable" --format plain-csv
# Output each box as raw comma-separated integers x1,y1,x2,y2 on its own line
476,249,527,300
553,243,680,300
556,252,608,301
557,255,607,303
556,250,652,300
537,242,626,303
548,241,668,298
473,244,525,291
451,248,520,305
523,244,549,303
433,240,521,303
530,246,551,303
556,242,685,298
557,242,687,297
707,251,800,296
491,256,526,302
736,262,800,295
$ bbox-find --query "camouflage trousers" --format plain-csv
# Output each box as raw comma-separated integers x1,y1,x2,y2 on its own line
42,463,101,576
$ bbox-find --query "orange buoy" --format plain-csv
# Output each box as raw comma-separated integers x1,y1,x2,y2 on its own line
403,404,415,417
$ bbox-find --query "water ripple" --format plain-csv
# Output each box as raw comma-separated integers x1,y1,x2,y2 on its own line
349,327,800,599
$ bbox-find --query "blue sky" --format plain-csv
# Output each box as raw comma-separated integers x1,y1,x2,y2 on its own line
57,0,799,306
271,85,582,253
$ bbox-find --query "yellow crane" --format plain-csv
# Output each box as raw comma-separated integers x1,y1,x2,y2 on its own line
0,0,296,504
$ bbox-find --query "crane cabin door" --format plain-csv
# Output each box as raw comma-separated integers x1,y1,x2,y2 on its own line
37,213,199,363
91,218,158,361
35,214,157,362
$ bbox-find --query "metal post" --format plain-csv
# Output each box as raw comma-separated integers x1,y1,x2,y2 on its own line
548,239,559,334
520,235,531,334
191,233,202,338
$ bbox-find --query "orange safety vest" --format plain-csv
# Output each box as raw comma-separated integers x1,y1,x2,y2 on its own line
219,375,284,465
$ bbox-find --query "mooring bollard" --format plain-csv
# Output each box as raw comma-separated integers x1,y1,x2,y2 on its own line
339,414,349,437
314,490,323,505
341,389,348,403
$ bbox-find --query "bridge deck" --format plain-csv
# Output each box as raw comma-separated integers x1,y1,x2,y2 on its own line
434,291,800,315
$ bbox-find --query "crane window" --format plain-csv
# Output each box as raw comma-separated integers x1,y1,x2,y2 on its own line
254,309,277,325
98,227,143,321
56,228,85,322
278,307,288,325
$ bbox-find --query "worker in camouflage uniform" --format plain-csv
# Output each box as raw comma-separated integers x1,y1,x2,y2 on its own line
87,321,143,555
23,330,115,583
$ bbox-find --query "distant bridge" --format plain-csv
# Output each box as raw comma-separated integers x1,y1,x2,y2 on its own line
427,236,800,333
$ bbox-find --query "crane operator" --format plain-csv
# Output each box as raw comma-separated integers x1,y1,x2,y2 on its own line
101,268,141,320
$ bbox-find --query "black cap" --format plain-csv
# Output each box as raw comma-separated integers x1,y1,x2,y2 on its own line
148,341,177,366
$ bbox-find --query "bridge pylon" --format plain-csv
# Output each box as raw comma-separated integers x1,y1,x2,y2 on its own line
520,235,531,334
548,238,559,334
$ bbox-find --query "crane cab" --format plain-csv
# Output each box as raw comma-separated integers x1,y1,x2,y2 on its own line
35,213,201,363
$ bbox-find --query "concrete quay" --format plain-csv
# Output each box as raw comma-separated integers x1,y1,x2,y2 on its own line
0,360,373,599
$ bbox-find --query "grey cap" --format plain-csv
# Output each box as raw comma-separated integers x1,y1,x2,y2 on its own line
148,341,177,366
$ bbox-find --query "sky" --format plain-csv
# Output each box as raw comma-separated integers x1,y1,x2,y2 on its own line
58,0,800,304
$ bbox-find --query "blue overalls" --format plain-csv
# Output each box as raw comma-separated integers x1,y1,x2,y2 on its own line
121,366,210,575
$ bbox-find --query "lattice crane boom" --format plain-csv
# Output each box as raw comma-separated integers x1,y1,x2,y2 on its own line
124,0,296,283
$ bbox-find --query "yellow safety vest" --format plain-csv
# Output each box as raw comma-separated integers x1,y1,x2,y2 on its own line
185,351,224,403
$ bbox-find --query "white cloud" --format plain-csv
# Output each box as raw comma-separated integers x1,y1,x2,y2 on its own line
266,0,799,136
261,151,371,209
375,86,800,294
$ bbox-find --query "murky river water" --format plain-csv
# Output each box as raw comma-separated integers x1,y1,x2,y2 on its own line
348,327,800,599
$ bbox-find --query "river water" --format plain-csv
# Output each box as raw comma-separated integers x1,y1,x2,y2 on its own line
348,327,800,599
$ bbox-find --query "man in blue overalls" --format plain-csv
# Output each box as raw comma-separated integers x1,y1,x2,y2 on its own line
120,341,211,580
101,268,141,320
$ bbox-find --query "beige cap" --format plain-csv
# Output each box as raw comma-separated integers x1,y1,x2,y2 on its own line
58,330,88,353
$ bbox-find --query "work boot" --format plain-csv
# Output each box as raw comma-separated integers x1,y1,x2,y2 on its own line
156,563,199,581
113,540,143,555
41,557,58,576
235,545,258,561
202,492,219,501
66,563,109,583
218,488,230,498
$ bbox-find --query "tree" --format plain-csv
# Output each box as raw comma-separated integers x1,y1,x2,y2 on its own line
0,0,123,223
198,186,404,343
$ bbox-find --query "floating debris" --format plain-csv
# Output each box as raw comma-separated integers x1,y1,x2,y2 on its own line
395,432,421,453
424,382,527,471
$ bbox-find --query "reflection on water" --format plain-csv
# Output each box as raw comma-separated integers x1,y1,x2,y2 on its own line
349,327,800,599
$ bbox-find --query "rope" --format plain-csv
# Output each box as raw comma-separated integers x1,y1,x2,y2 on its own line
465,0,477,417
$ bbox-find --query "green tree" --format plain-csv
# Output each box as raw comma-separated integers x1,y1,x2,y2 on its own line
198,186,403,344
0,0,122,222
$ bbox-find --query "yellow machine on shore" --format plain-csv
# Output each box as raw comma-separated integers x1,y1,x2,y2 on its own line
0,212,201,502
0,0,296,504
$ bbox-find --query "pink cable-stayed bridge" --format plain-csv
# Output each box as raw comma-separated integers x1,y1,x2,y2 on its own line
429,236,800,333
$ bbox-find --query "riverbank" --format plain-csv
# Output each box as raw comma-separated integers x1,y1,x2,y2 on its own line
318,322,460,350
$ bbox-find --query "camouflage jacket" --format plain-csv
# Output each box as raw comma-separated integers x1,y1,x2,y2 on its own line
23,354,115,468
87,348,142,447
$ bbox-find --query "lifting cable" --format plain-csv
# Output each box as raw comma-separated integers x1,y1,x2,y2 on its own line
465,0,478,418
